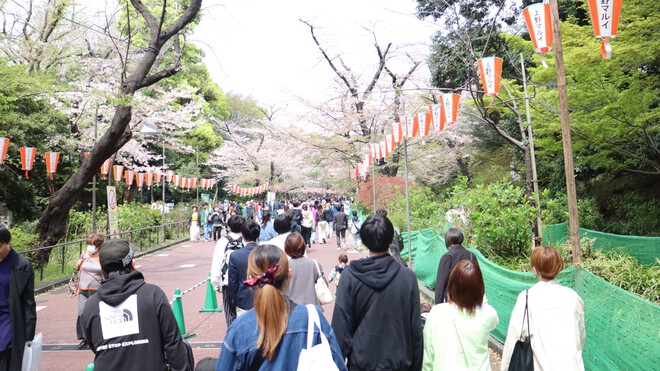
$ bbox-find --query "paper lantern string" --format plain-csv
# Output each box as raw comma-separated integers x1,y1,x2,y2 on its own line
243,264,280,288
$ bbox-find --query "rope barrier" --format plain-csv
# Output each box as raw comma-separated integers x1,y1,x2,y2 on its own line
169,277,207,305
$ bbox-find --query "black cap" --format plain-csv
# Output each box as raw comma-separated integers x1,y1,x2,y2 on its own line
99,239,134,272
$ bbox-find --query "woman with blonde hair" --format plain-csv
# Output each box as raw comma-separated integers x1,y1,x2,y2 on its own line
501,246,585,371
216,244,346,370
75,233,104,349
422,260,498,370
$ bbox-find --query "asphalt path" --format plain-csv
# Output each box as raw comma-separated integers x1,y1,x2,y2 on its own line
35,230,364,370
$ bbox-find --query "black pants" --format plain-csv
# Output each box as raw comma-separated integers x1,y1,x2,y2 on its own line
213,226,223,240
301,226,312,247
0,349,10,371
336,229,346,247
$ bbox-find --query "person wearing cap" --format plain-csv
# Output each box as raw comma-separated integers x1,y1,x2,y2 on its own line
80,239,188,371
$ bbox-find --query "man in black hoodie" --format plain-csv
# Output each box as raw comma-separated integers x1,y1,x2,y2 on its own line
332,214,423,371
80,239,188,371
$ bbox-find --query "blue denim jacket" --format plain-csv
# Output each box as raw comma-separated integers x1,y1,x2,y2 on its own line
216,303,347,371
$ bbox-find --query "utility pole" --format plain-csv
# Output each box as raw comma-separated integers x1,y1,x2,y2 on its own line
196,146,199,204
92,105,98,232
550,0,581,264
403,135,413,269
371,160,376,212
520,53,543,245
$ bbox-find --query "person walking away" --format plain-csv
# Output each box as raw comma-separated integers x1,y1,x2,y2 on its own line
75,233,105,349
317,205,329,244
258,212,277,242
80,239,188,371
501,246,585,371
434,228,477,304
227,220,261,317
349,210,362,251
203,203,214,241
211,215,245,327
0,225,36,371
287,200,303,234
325,203,336,237
284,233,326,307
332,205,348,250
331,215,423,371
188,206,202,242
300,204,314,249
375,209,406,266
259,214,293,251
422,260,498,370
216,245,346,370
211,209,224,241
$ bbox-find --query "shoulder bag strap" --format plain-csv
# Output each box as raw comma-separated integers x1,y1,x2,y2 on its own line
520,289,530,340
313,259,322,282
452,314,472,369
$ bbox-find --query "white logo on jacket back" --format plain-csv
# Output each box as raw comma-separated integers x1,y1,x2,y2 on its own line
99,295,140,339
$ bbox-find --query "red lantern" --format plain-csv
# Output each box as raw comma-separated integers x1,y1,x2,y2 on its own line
441,94,460,125
136,173,144,189
173,175,180,188
166,170,174,183
407,114,420,137
44,152,60,180
145,173,153,189
379,140,387,158
0,138,9,164
522,3,553,67
392,120,403,144
124,170,135,186
478,57,503,97
153,171,162,183
192,178,198,188
587,0,622,59
430,104,445,132
19,147,37,179
100,159,112,180
386,134,395,155
113,165,124,182
201,179,207,189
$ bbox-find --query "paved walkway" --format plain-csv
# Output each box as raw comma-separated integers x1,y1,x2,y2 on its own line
35,231,365,370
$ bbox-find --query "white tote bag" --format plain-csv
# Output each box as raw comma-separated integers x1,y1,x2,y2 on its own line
297,305,340,371
21,332,43,371
313,260,333,305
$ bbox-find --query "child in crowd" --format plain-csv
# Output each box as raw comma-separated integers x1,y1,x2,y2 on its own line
328,253,349,286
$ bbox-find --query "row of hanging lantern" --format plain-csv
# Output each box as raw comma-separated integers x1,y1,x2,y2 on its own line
1,137,216,191
228,182,270,197
521,1,621,63
104,163,215,191
351,92,462,182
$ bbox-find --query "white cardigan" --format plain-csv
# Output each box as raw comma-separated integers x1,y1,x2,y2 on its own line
501,280,586,371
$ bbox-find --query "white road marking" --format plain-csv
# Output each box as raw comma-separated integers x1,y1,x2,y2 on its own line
180,264,196,268
157,254,169,257
135,265,142,269
181,244,192,247
36,306,47,312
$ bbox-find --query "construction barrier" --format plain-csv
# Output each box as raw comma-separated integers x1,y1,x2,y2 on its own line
542,222,660,266
400,227,660,370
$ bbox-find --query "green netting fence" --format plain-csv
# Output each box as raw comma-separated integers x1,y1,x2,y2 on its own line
400,228,660,370
543,222,660,266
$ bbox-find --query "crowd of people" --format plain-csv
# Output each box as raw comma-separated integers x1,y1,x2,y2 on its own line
0,194,585,371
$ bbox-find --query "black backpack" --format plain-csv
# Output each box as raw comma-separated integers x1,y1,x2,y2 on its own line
292,208,303,225
220,236,243,286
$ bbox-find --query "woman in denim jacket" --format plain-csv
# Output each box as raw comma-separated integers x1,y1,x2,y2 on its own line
216,244,346,370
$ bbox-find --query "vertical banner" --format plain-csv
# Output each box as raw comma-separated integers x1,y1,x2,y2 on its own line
44,151,60,180
19,147,37,179
0,138,9,164
522,3,553,67
420,112,431,137
145,172,153,189
136,173,144,189
379,140,387,158
431,104,444,131
125,170,135,186
107,186,120,238
154,171,162,183
386,134,395,155
166,170,174,183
